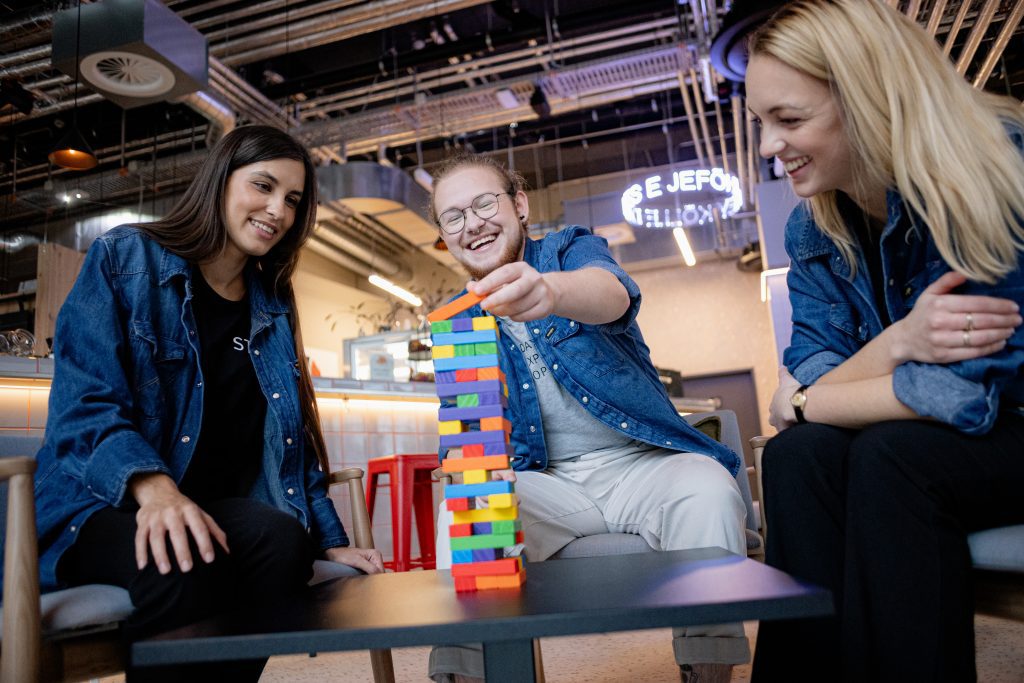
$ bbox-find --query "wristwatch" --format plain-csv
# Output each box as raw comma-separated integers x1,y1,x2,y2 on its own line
790,385,810,424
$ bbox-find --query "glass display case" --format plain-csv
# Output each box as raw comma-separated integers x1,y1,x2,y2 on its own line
343,329,434,382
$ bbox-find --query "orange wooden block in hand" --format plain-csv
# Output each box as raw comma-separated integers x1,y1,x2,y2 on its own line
427,291,485,322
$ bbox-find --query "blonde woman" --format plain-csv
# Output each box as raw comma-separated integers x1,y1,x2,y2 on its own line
744,1,1024,680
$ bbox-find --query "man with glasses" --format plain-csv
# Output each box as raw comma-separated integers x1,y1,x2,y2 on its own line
427,154,749,683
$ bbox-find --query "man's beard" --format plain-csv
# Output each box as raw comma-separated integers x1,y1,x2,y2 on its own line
462,226,526,280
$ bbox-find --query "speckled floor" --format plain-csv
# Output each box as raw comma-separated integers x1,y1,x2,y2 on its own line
102,615,1024,682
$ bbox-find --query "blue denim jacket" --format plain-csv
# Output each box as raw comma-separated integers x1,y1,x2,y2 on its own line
34,226,347,591
783,128,1024,434
451,226,741,476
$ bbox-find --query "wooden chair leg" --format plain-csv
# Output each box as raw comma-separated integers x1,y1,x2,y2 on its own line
533,638,545,683
1,458,40,683
370,648,396,683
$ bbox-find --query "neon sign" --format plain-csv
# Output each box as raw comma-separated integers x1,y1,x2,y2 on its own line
621,168,743,229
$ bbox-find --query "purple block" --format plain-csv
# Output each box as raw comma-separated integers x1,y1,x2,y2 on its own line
484,441,514,455
439,430,509,447
472,548,500,562
435,370,458,384
436,380,503,397
476,391,506,406
438,404,505,421
472,522,492,534
452,318,474,332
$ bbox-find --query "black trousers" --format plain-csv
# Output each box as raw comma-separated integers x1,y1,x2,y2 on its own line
65,497,315,682
751,415,1024,683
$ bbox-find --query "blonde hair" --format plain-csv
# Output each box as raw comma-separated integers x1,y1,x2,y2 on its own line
749,0,1024,283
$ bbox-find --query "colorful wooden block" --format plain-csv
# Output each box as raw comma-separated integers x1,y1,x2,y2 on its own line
472,316,497,331
463,443,485,458
474,342,498,355
427,291,485,323
446,497,474,512
454,576,478,592
454,344,477,357
454,369,478,382
444,480,514,499
451,549,474,564
476,366,505,381
431,345,455,359
433,354,500,371
480,416,512,432
488,493,515,509
430,320,453,333
456,393,480,407
472,548,500,562
434,370,457,384
439,430,509,448
483,441,514,456
441,455,509,473
432,330,498,346
471,522,492,535
463,469,487,484
452,505,519,524
451,318,474,332
450,557,522,577
475,570,526,589
435,380,503,397
450,532,519,551
438,404,504,421
437,419,464,435
476,390,508,406
450,523,473,537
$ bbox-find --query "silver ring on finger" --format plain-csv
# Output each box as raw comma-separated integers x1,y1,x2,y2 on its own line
963,330,972,347
965,312,974,331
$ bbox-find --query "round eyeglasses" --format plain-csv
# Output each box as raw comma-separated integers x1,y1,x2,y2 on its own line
437,192,511,234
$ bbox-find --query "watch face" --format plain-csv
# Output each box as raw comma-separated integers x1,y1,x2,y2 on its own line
790,390,807,409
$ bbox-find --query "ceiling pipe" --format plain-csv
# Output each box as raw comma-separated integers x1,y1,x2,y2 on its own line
201,0,364,38
313,222,406,280
955,0,1000,76
974,1,1024,86
304,236,373,277
175,90,236,145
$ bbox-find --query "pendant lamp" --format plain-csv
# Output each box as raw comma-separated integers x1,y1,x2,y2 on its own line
49,0,97,170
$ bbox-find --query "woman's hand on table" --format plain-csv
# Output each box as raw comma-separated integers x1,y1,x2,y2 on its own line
891,272,1020,364
130,472,229,575
324,546,385,574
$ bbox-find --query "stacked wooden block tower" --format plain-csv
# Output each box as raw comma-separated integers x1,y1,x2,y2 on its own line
428,292,526,592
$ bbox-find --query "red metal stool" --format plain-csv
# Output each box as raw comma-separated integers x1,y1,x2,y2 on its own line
365,453,438,571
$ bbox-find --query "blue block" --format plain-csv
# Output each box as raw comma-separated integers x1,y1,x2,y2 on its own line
433,355,500,371
472,548,500,562
445,480,515,498
439,430,509,448
484,441,514,456
432,330,498,346
435,370,458,384
472,522,492,534
452,549,474,564
438,405,505,421
452,318,474,332
436,380,503,397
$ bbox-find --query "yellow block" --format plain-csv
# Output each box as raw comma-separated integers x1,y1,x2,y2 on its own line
452,504,519,524
463,469,488,484
472,316,497,331
488,493,515,509
431,344,455,359
438,420,464,435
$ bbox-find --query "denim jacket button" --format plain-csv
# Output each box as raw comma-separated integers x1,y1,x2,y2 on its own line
582,396,589,404
272,392,281,399
532,328,540,335
620,422,628,429
552,364,558,371
522,383,530,390
196,381,202,388
286,437,293,445
181,435,190,443
529,425,536,433
570,321,576,327
287,487,295,495
888,278,895,286
70,525,77,532
253,349,260,356
665,440,672,446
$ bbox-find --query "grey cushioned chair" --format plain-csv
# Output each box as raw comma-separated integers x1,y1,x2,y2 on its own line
750,435,1024,623
0,433,395,683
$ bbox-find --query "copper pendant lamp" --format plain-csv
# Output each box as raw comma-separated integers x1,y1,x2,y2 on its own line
49,0,97,171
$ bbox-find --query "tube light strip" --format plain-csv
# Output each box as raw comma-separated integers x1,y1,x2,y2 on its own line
672,227,697,267
369,274,423,306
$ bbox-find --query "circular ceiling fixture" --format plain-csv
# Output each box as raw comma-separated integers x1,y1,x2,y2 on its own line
80,51,176,98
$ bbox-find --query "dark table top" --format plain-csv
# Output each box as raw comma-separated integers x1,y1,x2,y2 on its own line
133,547,832,666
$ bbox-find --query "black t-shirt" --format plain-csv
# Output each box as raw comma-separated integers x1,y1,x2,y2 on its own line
843,194,893,329
179,270,267,503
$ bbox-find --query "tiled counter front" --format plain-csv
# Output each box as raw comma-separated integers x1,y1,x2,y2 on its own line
0,359,443,569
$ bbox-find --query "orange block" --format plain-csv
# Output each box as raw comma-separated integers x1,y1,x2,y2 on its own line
475,569,526,590
450,523,473,537
462,444,485,458
454,576,478,592
428,291,485,322
446,497,473,511
480,417,512,433
455,369,478,382
476,366,505,382
451,557,522,577
442,455,510,473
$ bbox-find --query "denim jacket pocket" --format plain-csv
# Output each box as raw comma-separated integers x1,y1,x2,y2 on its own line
549,319,626,377
129,320,187,420
828,303,869,342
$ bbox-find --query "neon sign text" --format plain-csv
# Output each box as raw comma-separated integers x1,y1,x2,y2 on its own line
621,168,743,229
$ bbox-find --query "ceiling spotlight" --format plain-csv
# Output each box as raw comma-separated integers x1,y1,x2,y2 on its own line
411,32,426,50
442,19,458,42
429,22,445,45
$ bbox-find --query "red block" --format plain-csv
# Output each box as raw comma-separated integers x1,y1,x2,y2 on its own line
450,523,473,537
446,497,472,511
454,576,478,592
450,557,522,578
462,444,485,458
455,369,478,382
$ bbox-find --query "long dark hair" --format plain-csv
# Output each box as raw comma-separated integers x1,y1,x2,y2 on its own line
137,125,330,474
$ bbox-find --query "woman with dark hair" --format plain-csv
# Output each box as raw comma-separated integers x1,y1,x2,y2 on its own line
33,124,382,680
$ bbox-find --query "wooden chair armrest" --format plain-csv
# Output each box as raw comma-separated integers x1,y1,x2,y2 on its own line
1,456,41,682
750,435,772,544
327,467,374,551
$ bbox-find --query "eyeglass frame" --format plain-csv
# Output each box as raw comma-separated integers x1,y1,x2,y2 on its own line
436,191,514,235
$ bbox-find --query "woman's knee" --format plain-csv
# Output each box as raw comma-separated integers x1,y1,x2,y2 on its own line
762,423,848,494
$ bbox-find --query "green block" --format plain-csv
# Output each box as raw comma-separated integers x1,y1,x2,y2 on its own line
490,520,522,534
456,393,480,407
474,342,498,355
450,533,519,551
431,321,453,333
455,344,476,357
